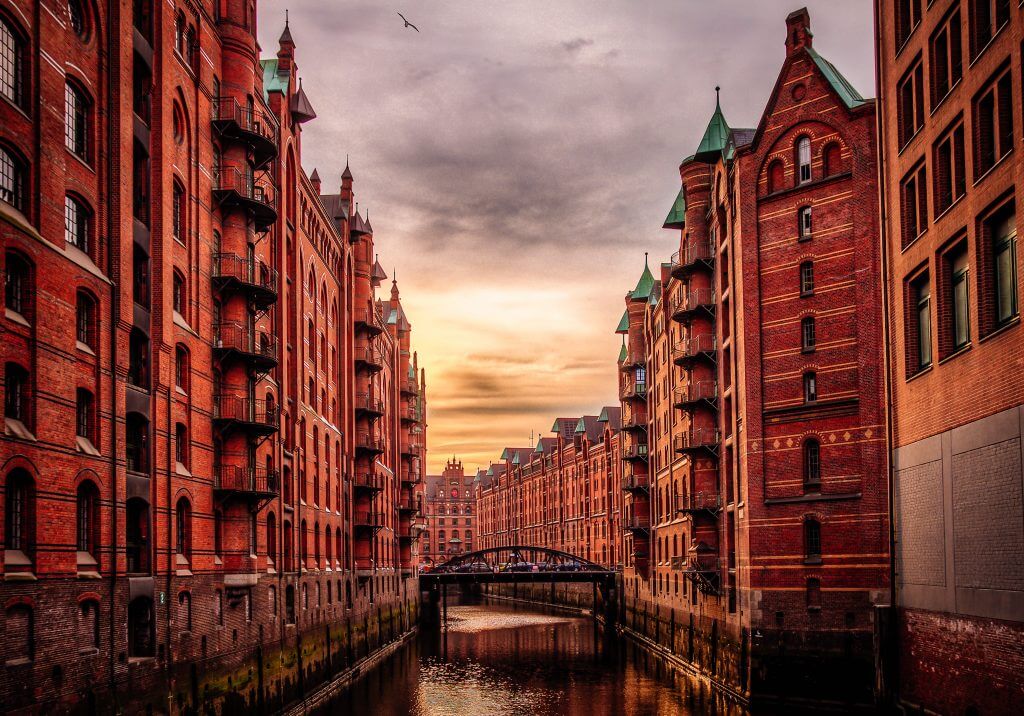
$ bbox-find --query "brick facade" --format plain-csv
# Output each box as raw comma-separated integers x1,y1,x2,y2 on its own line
0,1,426,712
420,458,474,566
875,0,1024,711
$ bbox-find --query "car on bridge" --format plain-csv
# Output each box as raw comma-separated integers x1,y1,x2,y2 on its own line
454,561,493,574
502,561,537,573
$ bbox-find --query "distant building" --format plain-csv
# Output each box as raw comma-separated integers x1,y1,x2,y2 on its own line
875,0,1024,712
422,458,475,564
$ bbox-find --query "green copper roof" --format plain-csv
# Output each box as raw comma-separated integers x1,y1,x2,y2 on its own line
598,407,610,422
806,47,867,109
630,257,656,301
260,59,289,102
694,96,730,161
615,309,629,334
663,187,686,230
618,343,628,363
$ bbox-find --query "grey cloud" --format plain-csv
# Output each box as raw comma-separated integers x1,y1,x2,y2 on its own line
561,37,594,53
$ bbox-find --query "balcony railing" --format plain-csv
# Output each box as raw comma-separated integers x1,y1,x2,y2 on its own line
672,333,717,365
213,396,279,433
402,440,423,456
675,491,723,515
674,427,721,454
214,465,279,498
352,472,384,492
214,322,279,368
619,381,647,401
623,514,651,532
621,409,647,430
354,345,385,371
212,97,279,168
673,380,718,408
671,287,716,320
354,308,384,335
670,241,715,278
355,432,385,454
398,494,421,513
622,443,649,461
400,377,418,395
211,253,278,307
621,472,650,492
212,165,277,231
354,392,385,416
353,511,384,530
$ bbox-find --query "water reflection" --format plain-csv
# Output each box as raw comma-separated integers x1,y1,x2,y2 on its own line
317,600,745,716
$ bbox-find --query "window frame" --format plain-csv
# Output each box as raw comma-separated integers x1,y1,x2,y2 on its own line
801,316,817,352
65,194,91,255
796,136,812,185
803,371,818,403
800,261,815,296
64,80,90,162
798,205,813,241
971,62,1014,181
932,117,966,216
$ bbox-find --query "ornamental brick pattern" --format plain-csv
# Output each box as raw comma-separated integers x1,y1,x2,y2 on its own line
0,1,426,712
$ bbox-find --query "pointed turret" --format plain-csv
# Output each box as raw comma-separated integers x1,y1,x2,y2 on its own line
630,253,656,302
694,88,731,162
310,168,321,194
277,12,295,75
290,78,317,123
662,187,687,230
391,276,400,302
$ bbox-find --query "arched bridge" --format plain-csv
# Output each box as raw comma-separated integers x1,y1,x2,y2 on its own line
419,546,616,589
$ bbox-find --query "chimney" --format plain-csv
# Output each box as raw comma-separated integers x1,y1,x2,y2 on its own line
785,7,812,57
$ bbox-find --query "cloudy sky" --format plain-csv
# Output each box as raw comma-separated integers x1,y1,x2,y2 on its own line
258,0,874,473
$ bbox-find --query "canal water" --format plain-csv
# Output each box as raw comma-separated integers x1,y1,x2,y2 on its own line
314,599,746,715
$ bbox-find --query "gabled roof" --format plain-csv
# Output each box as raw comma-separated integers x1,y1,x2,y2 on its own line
574,415,602,442
630,256,655,301
319,194,348,224
500,447,533,465
551,418,578,440
598,406,622,431
806,47,867,109
534,437,558,455
694,94,731,162
663,187,686,230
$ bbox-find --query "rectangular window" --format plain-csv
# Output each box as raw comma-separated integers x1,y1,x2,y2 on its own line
800,262,814,296
973,64,1014,179
897,58,925,148
802,317,816,352
969,0,1010,60
798,206,812,241
896,0,922,49
804,372,817,403
912,273,933,372
172,184,185,243
76,389,92,439
933,119,966,215
947,245,971,351
901,162,929,247
980,203,1018,331
930,8,962,106
65,83,88,160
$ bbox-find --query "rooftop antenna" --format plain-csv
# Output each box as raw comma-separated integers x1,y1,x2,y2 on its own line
716,85,721,106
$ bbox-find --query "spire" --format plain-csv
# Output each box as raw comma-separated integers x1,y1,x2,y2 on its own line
279,10,295,47
391,276,400,301
694,88,731,162
341,156,353,180
630,253,656,301
663,187,687,230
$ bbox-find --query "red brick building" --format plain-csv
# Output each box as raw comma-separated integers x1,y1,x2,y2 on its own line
0,1,425,711
474,409,623,568
420,458,474,566
622,10,888,704
875,0,1024,712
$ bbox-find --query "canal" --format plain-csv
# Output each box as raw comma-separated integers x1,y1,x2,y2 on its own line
314,598,746,715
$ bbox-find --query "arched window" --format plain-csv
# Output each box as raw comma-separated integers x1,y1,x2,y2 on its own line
796,136,812,184
172,181,185,243
175,497,191,558
267,512,277,564
184,25,197,70
76,291,96,348
0,146,27,212
5,469,34,560
823,142,843,177
174,12,185,54
172,269,186,316
125,412,149,472
314,520,321,565
767,159,785,194
5,250,31,316
804,439,821,486
78,599,99,650
5,603,33,662
804,519,822,561
127,597,154,656
325,525,332,565
76,480,99,557
4,362,30,427
128,329,149,388
174,422,188,468
65,81,90,160
175,345,189,392
68,1,87,38
65,194,91,253
335,527,342,565
803,371,818,403
799,261,814,295
0,17,26,108
178,591,192,632
132,245,150,307
126,497,149,573
76,388,94,443
801,316,816,352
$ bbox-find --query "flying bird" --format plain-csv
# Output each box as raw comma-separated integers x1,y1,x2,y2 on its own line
397,12,419,32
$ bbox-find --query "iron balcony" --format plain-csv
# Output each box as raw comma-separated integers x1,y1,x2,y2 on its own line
214,465,279,501
621,443,649,462
671,287,716,322
212,396,279,437
400,377,418,396
211,97,279,169
352,472,385,493
354,432,385,454
675,491,723,515
670,241,715,280
354,345,385,372
354,308,384,336
673,427,721,454
353,511,384,532
673,380,719,410
213,322,279,371
619,381,648,401
354,392,385,417
212,165,277,232
621,472,650,492
672,333,717,366
397,494,421,514
620,409,647,431
211,253,278,309
623,514,651,534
